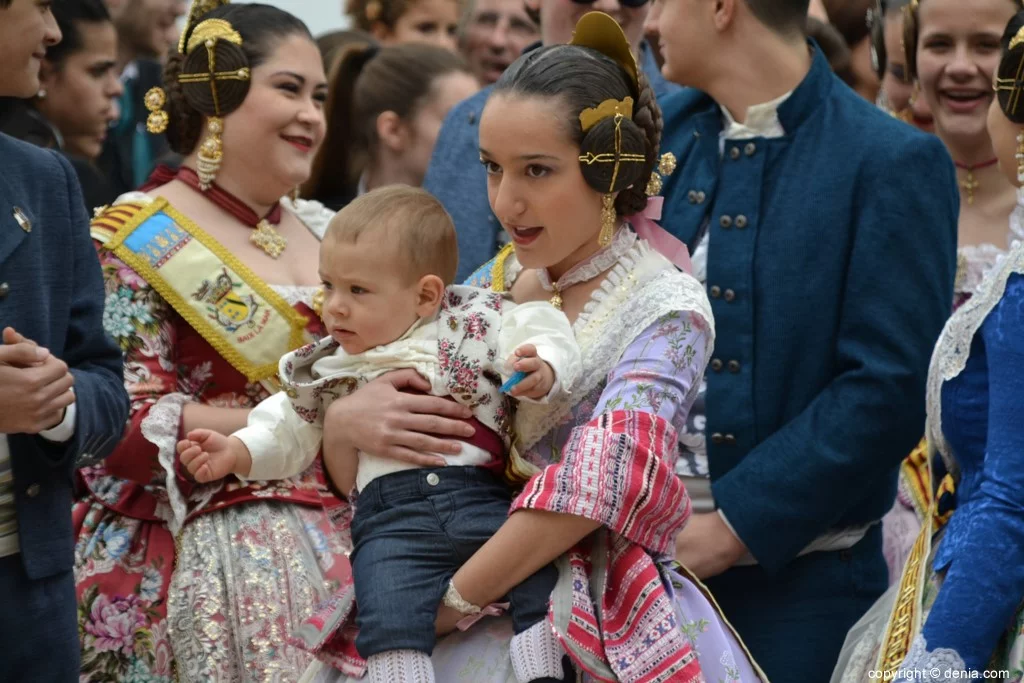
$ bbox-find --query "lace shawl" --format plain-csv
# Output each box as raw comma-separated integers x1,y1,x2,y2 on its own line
514,240,714,451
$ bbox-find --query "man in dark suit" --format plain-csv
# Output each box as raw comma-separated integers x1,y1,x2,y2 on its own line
0,1,130,680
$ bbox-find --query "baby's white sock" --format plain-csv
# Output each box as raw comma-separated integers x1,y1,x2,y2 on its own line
366,649,435,683
510,621,565,682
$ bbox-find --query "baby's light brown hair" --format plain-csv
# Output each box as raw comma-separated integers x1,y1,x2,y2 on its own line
324,185,459,286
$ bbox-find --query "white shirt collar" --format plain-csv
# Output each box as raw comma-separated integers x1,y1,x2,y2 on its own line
720,90,793,140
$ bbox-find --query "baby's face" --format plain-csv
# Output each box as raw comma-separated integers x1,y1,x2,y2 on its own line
318,239,423,355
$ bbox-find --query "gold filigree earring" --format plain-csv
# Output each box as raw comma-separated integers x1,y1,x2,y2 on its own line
196,116,224,190
599,194,616,247
145,87,169,134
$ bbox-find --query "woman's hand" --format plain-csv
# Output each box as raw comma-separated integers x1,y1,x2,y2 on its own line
322,369,476,468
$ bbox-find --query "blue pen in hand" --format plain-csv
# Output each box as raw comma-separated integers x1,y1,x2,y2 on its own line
500,371,528,394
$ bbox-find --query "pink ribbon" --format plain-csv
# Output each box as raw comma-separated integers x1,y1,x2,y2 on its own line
455,602,510,631
628,196,693,274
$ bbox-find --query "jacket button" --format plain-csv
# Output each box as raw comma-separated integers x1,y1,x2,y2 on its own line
728,360,741,373
426,473,440,486
735,215,748,229
744,143,756,156
724,289,736,302
709,285,721,298
710,358,723,372
711,433,724,444
729,147,741,160
719,215,733,229
724,434,737,445
0,282,8,298
696,191,706,203
687,190,698,203
25,483,40,498
468,111,477,124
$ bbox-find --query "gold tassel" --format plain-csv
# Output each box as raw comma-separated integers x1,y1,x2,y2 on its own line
196,117,224,190
599,194,616,247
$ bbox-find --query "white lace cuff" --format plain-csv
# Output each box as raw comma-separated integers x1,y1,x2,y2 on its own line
898,634,969,681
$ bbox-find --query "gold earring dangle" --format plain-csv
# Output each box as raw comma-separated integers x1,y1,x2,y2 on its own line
599,194,617,247
196,116,224,190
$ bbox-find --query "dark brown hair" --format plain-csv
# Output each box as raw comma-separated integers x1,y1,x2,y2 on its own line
346,0,457,33
493,43,661,216
163,3,312,155
303,42,470,204
824,0,873,48
744,0,812,35
326,185,459,285
316,29,377,75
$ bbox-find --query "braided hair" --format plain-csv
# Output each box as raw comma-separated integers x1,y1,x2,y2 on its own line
163,3,312,155
492,43,661,217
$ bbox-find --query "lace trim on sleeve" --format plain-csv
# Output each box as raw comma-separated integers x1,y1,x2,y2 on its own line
141,392,220,536
898,634,968,680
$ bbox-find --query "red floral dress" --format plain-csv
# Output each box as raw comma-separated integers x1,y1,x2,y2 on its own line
73,197,350,682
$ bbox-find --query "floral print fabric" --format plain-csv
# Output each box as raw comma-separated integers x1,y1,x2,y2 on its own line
73,240,349,682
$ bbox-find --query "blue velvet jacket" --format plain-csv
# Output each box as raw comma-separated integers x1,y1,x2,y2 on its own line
425,43,681,282
919,272,1024,670
0,133,128,580
658,47,958,573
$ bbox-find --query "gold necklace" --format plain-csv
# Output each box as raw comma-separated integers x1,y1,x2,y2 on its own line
955,158,999,206
250,219,287,258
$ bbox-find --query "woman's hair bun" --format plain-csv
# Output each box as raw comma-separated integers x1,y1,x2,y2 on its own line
578,114,648,195
180,40,251,117
997,20,1024,124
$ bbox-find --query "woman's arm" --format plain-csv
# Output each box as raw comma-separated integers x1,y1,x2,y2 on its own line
182,403,251,435
94,248,179,484
909,274,1024,672
320,369,477,480
449,311,709,612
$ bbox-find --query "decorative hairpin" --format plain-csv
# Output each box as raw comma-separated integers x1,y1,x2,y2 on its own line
995,25,1024,121
579,97,634,132
569,12,639,93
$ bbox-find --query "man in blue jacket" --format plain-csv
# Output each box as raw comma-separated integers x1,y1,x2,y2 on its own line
0,1,130,679
644,0,957,680
426,0,681,281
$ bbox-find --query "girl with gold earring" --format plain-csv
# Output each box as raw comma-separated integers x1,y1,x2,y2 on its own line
73,3,350,682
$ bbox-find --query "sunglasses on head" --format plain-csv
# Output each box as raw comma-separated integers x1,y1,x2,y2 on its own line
570,0,650,9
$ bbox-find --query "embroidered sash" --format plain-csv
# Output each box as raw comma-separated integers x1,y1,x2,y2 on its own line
92,198,309,383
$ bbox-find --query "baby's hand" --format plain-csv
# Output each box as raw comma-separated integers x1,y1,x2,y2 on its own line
177,429,242,483
506,344,554,400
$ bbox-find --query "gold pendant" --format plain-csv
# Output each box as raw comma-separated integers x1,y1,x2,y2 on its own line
960,170,978,206
250,220,287,258
550,287,562,310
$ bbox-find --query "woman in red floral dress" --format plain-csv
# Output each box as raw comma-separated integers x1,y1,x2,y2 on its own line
72,4,350,681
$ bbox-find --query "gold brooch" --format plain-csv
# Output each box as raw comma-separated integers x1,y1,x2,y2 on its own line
12,207,31,233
